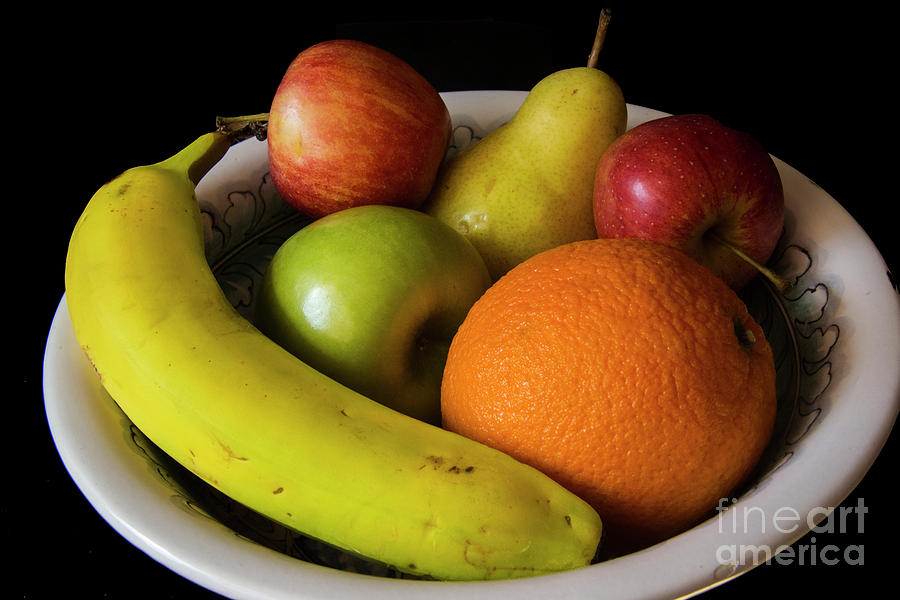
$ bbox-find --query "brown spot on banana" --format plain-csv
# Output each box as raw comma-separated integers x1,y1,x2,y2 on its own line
216,439,248,461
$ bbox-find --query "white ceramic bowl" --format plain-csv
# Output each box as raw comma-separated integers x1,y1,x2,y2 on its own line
43,91,900,599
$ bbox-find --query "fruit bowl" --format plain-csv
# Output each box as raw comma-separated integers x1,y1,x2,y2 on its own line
43,91,900,599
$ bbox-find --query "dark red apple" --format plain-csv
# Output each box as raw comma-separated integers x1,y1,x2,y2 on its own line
267,40,452,218
593,114,785,291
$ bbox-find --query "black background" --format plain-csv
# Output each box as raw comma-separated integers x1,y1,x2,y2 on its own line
14,4,896,598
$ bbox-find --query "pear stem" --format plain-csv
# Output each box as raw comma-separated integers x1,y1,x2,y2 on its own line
587,8,613,69
215,113,270,141
708,232,792,294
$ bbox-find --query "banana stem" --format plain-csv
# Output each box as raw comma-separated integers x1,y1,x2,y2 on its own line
587,9,613,69
216,113,271,141
708,232,793,295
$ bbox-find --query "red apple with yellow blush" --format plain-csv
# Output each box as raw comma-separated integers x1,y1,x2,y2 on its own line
592,114,786,291
267,40,451,218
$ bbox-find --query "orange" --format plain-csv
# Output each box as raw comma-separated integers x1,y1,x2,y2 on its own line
441,238,776,556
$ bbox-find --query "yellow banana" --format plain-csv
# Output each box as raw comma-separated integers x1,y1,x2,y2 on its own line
64,131,603,580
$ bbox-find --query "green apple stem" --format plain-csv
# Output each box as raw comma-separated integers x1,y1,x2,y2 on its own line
587,8,613,69
216,113,271,141
708,232,792,294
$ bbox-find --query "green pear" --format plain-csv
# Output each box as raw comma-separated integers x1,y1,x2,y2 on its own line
423,66,627,280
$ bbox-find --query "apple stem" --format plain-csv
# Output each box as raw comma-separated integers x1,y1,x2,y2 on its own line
587,8,613,69
708,232,793,294
215,113,270,141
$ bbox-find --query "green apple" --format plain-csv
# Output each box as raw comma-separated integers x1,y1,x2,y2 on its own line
254,205,492,425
